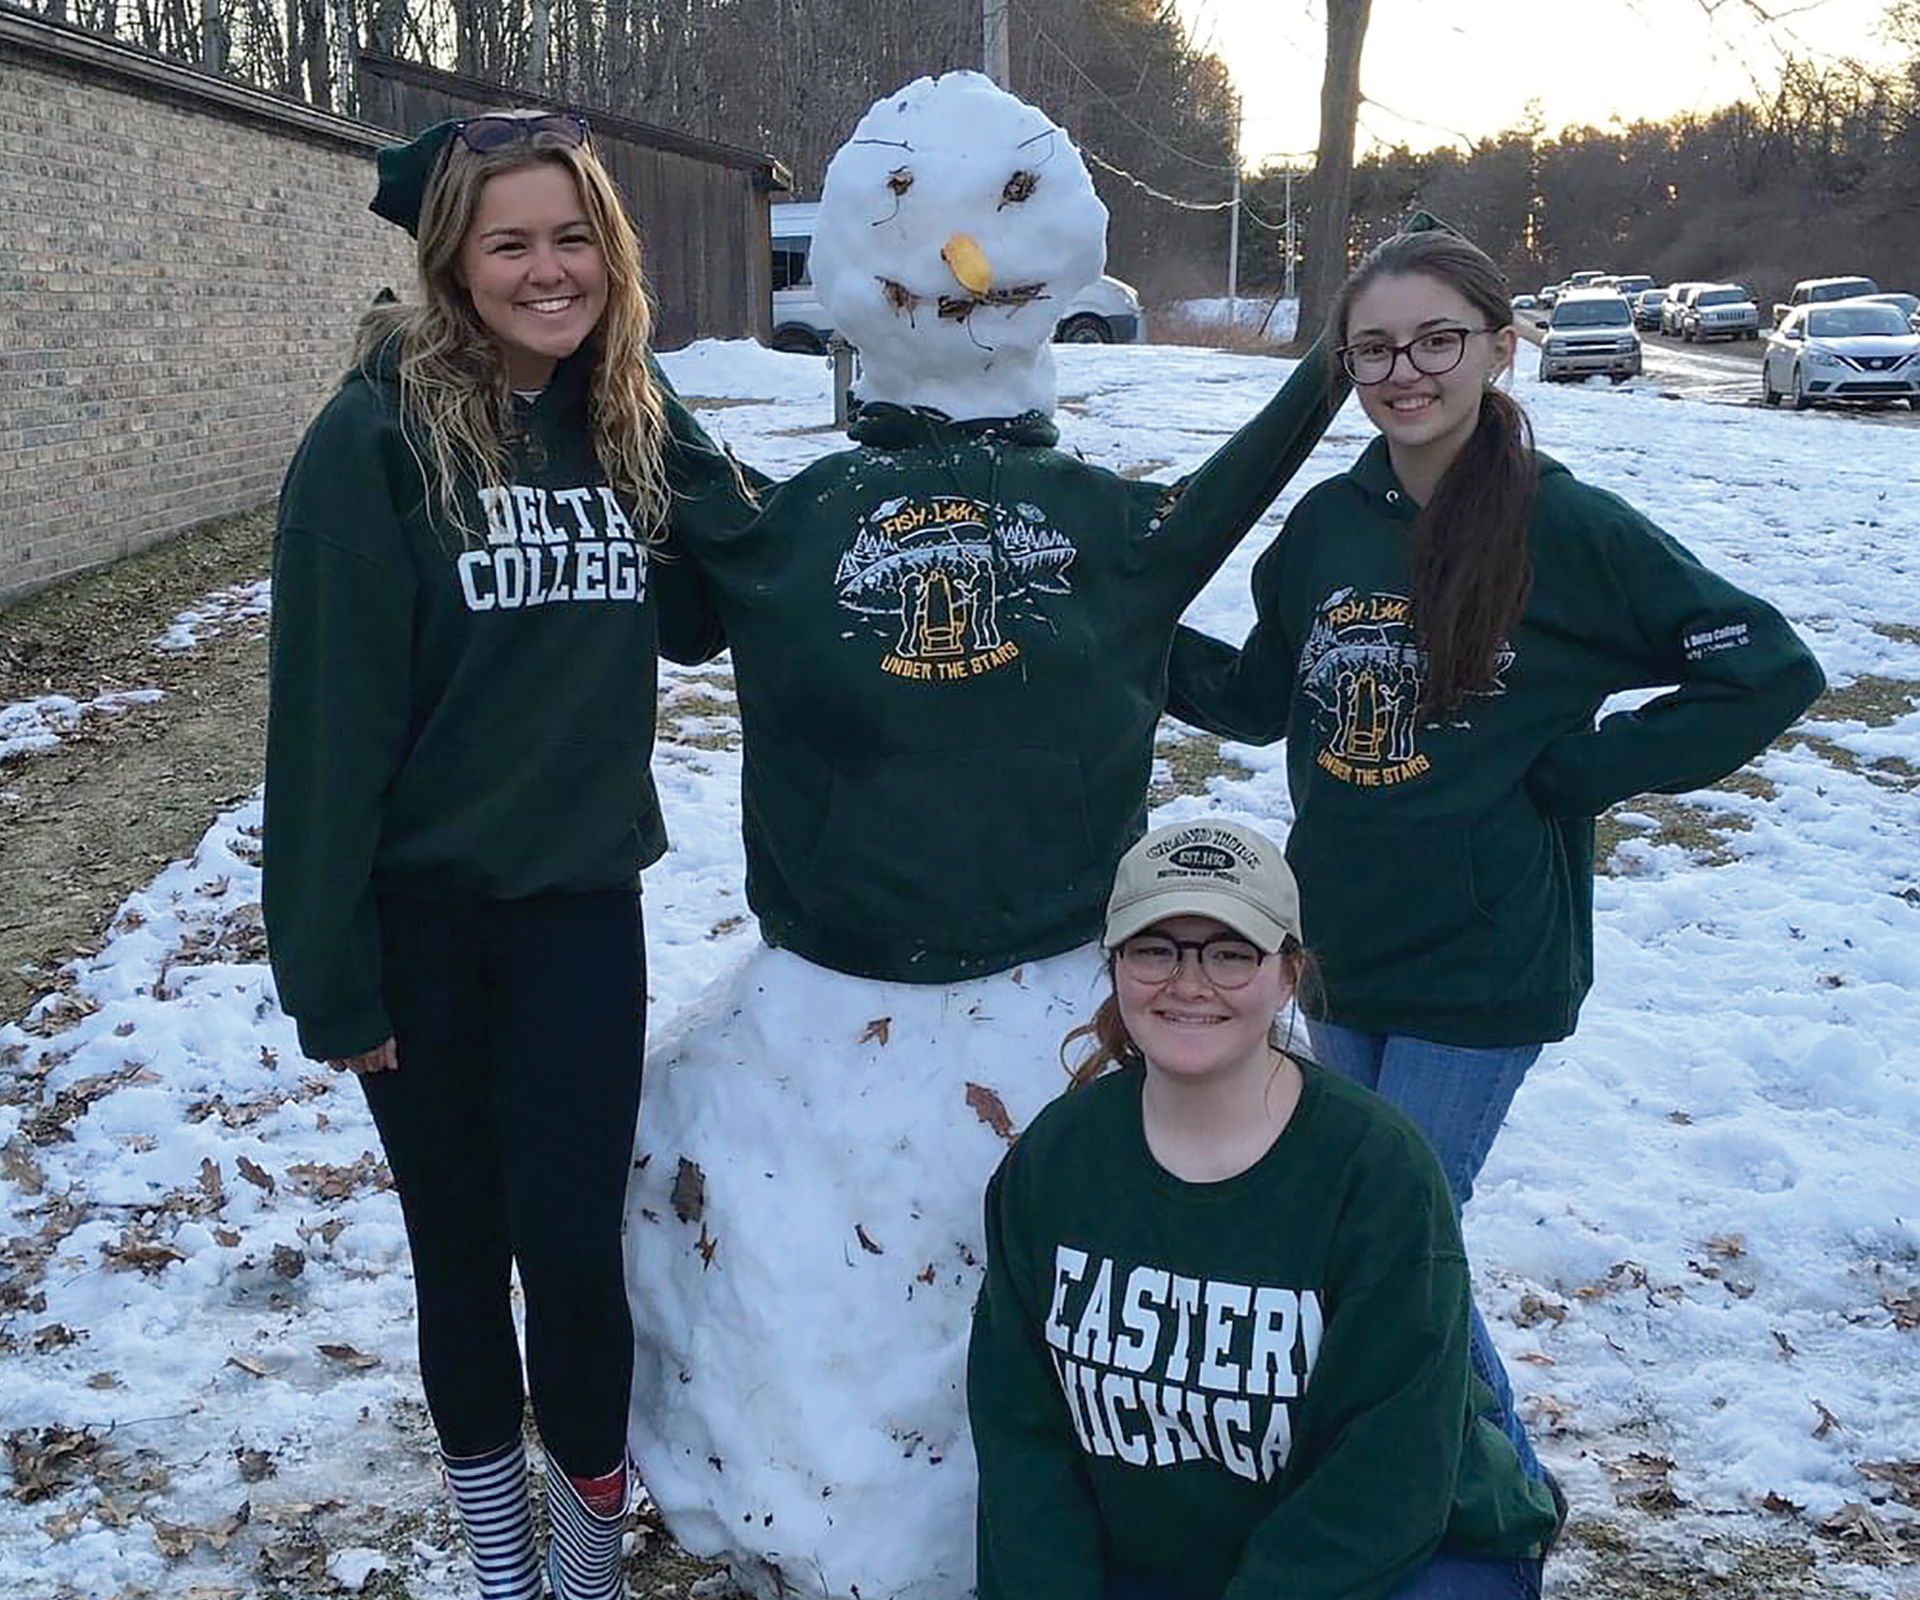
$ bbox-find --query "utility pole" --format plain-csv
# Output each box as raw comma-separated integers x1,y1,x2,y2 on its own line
983,0,1010,87
1284,169,1296,300
1226,107,1241,310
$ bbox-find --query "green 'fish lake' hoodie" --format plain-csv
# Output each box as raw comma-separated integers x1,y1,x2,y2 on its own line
657,347,1347,983
968,1061,1559,1600
263,344,723,1062
1167,438,1826,1046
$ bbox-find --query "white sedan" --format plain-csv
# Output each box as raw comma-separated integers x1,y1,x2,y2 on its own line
1761,302,1920,410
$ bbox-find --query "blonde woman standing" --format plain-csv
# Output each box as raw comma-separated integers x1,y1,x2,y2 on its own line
262,112,722,1600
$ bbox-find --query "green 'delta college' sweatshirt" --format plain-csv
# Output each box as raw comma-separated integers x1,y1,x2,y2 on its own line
263,345,724,1061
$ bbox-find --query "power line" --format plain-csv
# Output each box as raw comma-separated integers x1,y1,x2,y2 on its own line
1009,0,1239,175
1077,145,1289,232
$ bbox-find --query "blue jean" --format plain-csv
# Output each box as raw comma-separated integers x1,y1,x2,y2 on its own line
1108,1547,1540,1600
1306,1021,1544,1483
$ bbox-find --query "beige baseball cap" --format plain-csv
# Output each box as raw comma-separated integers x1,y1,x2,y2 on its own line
1103,820,1302,954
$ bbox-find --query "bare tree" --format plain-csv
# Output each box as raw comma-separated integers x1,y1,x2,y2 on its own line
1295,0,1372,347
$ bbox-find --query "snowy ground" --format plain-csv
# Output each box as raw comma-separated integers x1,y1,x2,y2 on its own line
1,340,1916,1598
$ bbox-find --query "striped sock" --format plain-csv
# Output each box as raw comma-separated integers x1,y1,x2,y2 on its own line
544,1456,628,1600
440,1440,542,1600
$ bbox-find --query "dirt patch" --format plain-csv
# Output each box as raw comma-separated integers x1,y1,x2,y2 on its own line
0,508,277,1026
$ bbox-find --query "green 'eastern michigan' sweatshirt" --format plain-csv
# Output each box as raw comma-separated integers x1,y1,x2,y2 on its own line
1167,439,1825,1047
263,345,723,1062
968,1061,1559,1600
658,346,1348,983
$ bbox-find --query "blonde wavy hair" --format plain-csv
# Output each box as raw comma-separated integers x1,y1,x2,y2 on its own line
354,116,672,543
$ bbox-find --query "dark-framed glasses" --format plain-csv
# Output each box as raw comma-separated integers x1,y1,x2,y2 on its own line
1339,327,1494,385
455,113,591,155
1116,933,1268,990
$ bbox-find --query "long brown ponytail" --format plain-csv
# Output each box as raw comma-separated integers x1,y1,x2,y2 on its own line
1331,231,1537,715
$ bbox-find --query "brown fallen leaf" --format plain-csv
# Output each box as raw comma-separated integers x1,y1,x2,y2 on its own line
1705,1233,1746,1260
1514,1292,1567,1328
41,1506,84,1542
226,1353,273,1379
212,1227,242,1248
1857,1458,1920,1507
315,1342,380,1370
235,1156,274,1194
269,1245,305,1280
696,1224,718,1269
855,1223,885,1256
1761,1490,1804,1515
1812,1399,1844,1439
1514,1351,1556,1367
1884,1287,1920,1332
234,1447,276,1483
672,1158,706,1225
1822,1501,1901,1552
149,1517,197,1558
198,1159,224,1200
85,1372,120,1390
857,1016,891,1046
916,1263,937,1285
965,1082,1017,1144
1773,1329,1796,1359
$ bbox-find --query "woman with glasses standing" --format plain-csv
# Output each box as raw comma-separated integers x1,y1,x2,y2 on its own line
263,112,726,1600
1167,229,1823,1494
967,819,1560,1600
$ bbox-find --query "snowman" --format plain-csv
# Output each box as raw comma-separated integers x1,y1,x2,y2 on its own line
628,71,1348,1600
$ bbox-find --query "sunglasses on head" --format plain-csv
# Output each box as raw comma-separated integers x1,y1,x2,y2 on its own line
453,113,591,155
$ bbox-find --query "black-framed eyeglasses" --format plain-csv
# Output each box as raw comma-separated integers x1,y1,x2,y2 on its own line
1339,327,1495,385
1115,933,1268,990
454,113,591,155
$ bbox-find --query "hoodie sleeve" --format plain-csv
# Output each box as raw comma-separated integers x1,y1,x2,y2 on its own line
1162,520,1297,744
649,534,728,666
1523,492,1826,819
262,393,417,1063
1221,1144,1551,1600
968,1154,1108,1600
1132,338,1346,608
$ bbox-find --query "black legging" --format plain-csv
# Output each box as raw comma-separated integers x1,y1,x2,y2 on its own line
361,886,646,1472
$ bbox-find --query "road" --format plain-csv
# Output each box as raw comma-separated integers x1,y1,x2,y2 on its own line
1519,313,1920,429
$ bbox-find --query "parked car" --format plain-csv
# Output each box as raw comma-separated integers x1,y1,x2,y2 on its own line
1771,275,1879,327
1661,282,1707,337
1512,292,1539,310
1538,290,1642,383
1761,301,1920,410
1682,284,1761,342
1631,287,1667,331
1846,291,1920,334
768,200,1146,353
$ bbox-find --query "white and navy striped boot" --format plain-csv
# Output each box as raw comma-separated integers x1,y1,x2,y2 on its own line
543,1456,629,1600
440,1440,542,1600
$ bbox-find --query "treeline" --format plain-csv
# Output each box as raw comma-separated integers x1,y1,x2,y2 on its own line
10,0,1239,292
1242,1,1920,323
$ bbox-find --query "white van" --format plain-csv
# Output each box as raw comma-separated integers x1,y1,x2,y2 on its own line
770,200,1146,353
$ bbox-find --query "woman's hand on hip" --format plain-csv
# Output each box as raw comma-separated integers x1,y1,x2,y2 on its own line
331,1038,399,1075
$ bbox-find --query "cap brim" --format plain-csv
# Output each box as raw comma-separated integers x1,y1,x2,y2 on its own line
1103,893,1291,955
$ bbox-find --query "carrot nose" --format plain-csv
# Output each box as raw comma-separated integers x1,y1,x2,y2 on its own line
941,234,994,295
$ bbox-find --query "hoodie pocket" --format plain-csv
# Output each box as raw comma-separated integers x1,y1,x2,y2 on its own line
1289,790,1561,1008
800,747,1098,953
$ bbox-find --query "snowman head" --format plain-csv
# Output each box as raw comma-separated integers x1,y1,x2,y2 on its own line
810,72,1109,422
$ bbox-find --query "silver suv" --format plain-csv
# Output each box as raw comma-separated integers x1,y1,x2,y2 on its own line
1682,284,1760,342
1539,290,1642,383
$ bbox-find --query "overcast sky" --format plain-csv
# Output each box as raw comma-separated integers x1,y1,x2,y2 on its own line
1171,0,1904,172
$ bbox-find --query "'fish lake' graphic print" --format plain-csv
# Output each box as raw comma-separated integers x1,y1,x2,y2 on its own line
1299,586,1512,788
834,493,1076,684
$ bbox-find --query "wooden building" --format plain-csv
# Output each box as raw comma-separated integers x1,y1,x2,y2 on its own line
357,52,789,348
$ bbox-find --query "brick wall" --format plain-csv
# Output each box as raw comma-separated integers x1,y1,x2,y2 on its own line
0,13,415,605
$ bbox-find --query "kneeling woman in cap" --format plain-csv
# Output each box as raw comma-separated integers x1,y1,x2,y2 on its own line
966,820,1559,1600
